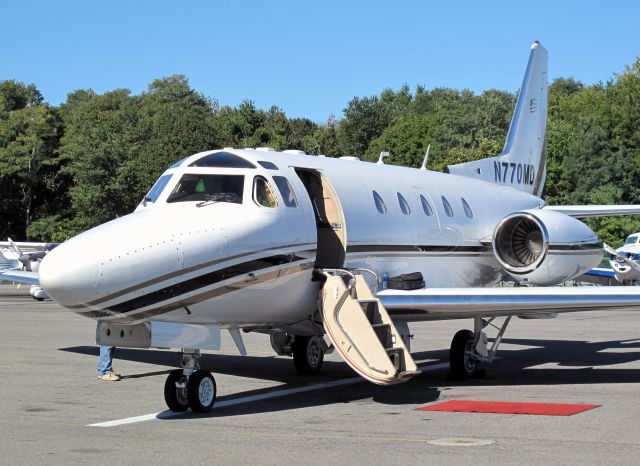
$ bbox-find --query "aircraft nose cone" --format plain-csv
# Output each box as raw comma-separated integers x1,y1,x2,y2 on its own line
39,237,99,308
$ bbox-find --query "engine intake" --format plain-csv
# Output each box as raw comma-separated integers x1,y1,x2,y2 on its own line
493,213,549,273
492,209,603,286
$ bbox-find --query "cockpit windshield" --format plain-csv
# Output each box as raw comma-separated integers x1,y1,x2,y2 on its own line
166,174,244,204
145,174,173,203
625,235,639,245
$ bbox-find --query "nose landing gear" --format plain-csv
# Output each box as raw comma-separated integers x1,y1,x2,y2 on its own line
163,350,217,413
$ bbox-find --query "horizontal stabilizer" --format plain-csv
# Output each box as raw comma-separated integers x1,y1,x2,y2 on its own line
543,205,640,218
377,286,640,321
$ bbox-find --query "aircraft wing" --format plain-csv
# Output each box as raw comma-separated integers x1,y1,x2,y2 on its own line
377,286,640,321
0,269,40,286
542,205,640,217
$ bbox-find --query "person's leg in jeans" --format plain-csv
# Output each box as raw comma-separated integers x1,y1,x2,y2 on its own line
97,346,118,379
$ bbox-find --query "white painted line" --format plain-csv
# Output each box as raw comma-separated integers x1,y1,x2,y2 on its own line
88,362,449,427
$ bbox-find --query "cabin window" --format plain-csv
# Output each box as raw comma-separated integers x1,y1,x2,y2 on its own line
272,176,299,207
461,197,474,218
166,174,244,204
145,174,172,203
373,191,387,214
442,196,454,217
625,235,639,245
258,161,279,170
189,151,256,169
253,176,278,208
397,193,411,215
419,195,433,216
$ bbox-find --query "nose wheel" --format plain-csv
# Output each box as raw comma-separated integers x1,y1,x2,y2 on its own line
164,350,217,413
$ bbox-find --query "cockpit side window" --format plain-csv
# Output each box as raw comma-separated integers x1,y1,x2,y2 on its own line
272,176,299,207
166,174,244,204
253,176,278,208
189,151,256,168
625,235,639,245
145,174,173,203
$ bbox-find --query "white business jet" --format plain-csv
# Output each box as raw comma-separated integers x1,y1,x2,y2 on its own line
38,42,640,413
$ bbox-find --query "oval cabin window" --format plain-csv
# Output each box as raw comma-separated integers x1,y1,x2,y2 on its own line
397,193,411,215
442,196,454,217
462,197,474,218
373,191,387,214
420,195,433,216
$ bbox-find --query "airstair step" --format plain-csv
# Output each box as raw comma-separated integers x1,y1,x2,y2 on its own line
386,348,403,371
373,324,392,349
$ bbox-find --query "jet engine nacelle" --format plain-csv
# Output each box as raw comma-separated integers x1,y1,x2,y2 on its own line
492,209,602,286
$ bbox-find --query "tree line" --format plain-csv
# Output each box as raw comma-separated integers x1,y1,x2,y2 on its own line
1,57,639,246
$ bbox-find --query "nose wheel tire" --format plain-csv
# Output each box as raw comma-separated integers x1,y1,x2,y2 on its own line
164,369,189,412
293,335,324,375
163,369,217,413
187,370,217,413
449,329,478,379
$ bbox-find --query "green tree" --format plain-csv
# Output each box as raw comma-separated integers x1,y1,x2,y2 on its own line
0,81,63,240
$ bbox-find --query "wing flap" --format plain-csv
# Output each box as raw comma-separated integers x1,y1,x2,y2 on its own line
377,286,640,321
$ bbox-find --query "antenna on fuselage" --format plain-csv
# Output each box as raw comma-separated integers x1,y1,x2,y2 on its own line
420,144,431,170
377,151,390,164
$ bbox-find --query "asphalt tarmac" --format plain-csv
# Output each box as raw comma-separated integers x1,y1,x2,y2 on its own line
2,284,640,465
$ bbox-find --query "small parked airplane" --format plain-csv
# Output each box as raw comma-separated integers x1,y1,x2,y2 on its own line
38,42,640,413
0,238,56,300
602,234,640,284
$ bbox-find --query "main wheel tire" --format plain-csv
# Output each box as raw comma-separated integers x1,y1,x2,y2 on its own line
292,335,324,375
187,370,216,413
449,329,478,379
164,369,189,412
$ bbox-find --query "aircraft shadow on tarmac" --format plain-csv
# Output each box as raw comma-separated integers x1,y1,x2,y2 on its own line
60,338,640,418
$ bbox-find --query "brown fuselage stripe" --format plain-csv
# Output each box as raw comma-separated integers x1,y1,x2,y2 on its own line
67,242,316,309
80,261,315,321
93,252,314,315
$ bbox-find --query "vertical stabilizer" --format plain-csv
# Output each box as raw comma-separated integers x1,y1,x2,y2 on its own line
445,42,548,197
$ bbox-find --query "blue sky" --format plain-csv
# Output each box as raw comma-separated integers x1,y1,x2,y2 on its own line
3,0,639,123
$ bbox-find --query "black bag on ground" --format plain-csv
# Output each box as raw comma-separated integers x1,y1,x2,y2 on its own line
388,272,425,290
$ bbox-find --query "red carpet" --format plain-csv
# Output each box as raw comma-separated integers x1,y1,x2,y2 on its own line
417,400,600,416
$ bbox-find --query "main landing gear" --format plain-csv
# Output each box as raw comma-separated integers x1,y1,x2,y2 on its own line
270,331,327,376
292,335,325,375
164,350,217,413
448,316,512,379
